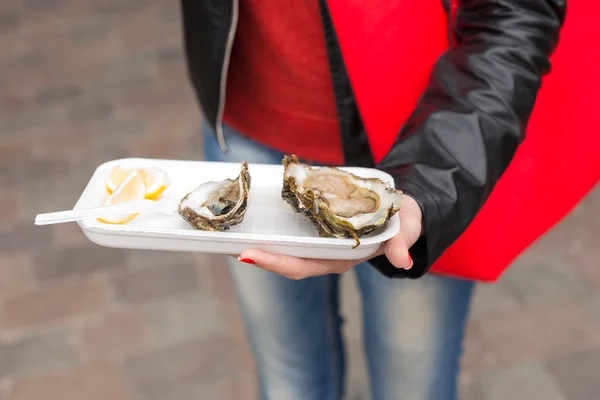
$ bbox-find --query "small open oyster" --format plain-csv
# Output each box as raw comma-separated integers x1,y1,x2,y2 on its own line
282,155,402,247
178,162,251,231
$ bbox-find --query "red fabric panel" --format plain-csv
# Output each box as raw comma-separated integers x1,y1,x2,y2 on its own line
328,0,600,281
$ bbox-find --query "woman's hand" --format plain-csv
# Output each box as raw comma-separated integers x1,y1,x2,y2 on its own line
235,195,423,280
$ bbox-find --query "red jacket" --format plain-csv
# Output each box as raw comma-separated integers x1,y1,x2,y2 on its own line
182,0,597,282
328,0,599,281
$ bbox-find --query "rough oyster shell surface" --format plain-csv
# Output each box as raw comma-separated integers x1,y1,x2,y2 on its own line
178,162,251,231
282,155,402,247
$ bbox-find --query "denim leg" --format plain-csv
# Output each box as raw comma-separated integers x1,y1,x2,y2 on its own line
354,263,475,400
203,125,346,399
225,257,345,400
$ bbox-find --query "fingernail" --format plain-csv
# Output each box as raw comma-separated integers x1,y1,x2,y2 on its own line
238,257,255,265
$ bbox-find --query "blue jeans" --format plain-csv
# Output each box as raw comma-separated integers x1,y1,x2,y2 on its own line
203,122,475,400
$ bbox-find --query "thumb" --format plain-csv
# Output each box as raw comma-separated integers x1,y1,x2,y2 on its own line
384,195,423,269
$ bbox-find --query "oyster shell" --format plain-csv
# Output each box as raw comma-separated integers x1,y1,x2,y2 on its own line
282,155,402,247
178,162,251,231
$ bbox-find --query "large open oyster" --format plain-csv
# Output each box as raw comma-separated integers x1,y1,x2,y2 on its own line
178,162,251,231
282,155,402,247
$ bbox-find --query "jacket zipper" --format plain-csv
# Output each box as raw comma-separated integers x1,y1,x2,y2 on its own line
215,0,240,152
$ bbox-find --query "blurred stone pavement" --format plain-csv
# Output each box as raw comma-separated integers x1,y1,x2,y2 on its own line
0,1,598,399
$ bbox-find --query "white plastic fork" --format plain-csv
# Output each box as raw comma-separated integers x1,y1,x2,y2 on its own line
34,198,180,226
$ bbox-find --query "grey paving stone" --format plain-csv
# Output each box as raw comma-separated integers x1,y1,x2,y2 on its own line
469,281,520,318
144,293,225,346
33,244,125,281
475,303,600,364
571,247,600,291
461,323,498,372
110,263,199,304
123,336,245,400
125,249,197,271
503,257,588,307
0,330,77,379
479,363,567,400
0,278,108,329
36,85,82,105
0,223,54,254
0,12,20,32
584,294,600,325
547,347,600,400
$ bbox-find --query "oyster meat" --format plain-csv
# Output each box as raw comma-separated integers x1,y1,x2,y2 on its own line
178,162,251,231
282,155,402,247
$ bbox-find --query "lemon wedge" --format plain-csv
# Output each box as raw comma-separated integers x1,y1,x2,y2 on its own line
97,171,147,224
105,166,133,193
105,166,170,200
138,167,171,200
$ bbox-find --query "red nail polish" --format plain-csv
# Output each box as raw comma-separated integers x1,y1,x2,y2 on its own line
239,258,255,265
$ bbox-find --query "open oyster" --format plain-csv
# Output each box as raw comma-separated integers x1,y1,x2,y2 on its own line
178,162,251,231
282,155,402,247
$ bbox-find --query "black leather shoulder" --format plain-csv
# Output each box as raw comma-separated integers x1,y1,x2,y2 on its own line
375,0,567,278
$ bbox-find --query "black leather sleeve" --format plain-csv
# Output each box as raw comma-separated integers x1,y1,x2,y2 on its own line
370,0,567,278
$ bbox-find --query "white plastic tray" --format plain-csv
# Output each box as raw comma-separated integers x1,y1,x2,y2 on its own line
73,158,400,260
